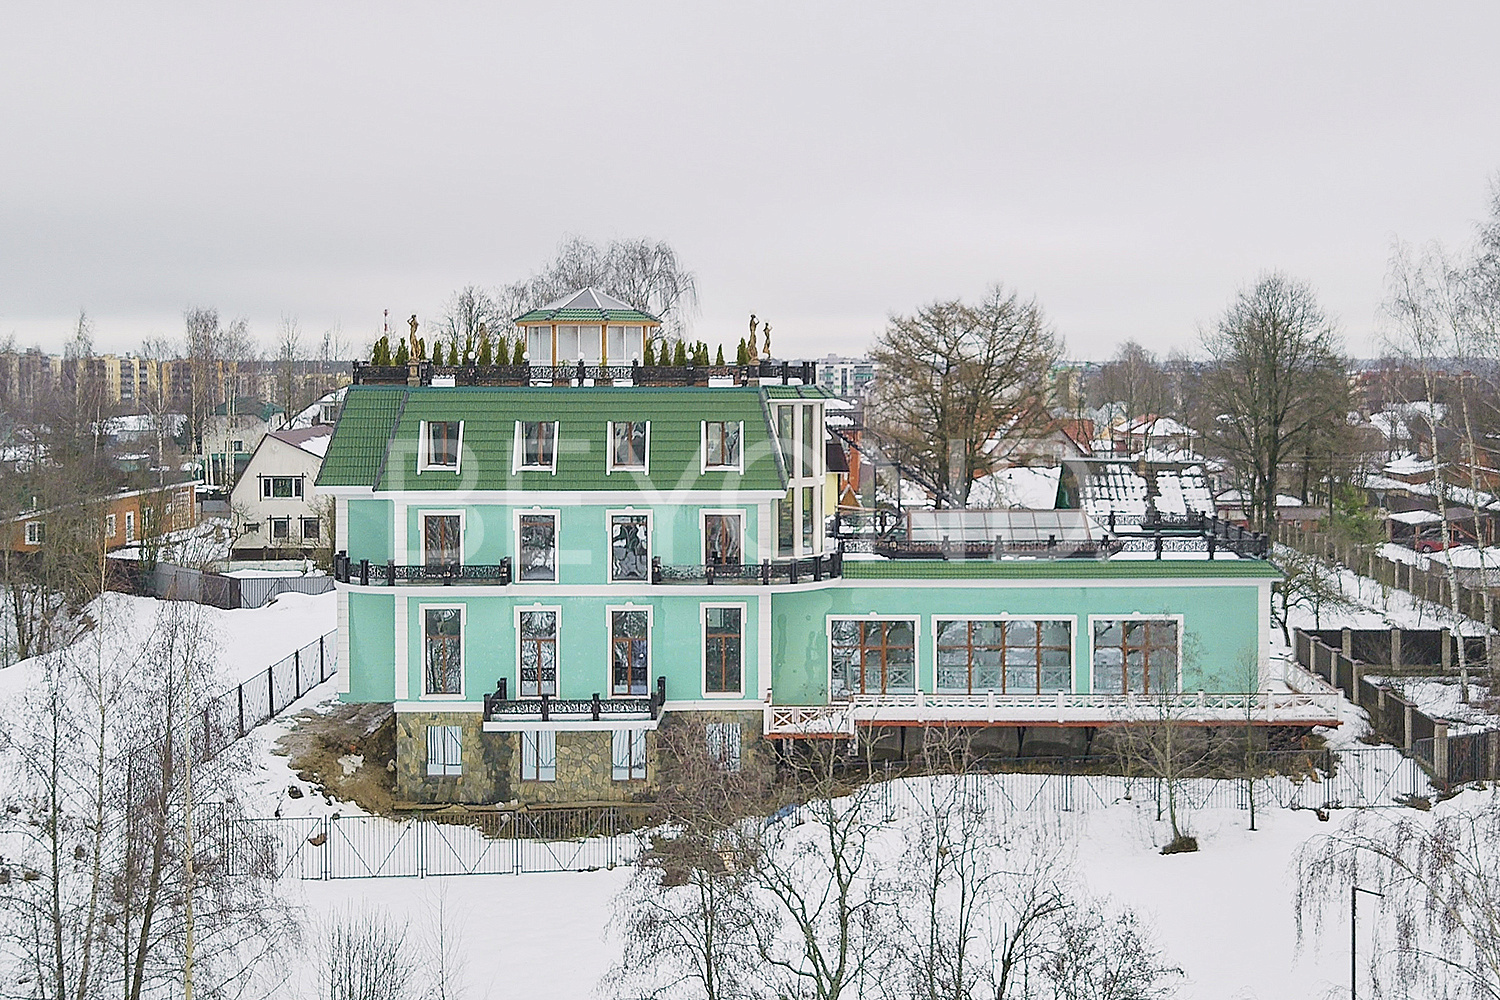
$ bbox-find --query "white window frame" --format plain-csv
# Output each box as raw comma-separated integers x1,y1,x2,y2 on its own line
700,509,746,566
611,727,647,781
519,729,556,782
417,419,465,475
262,476,304,499
24,521,42,545
701,602,748,698
513,420,560,474
605,420,651,473
105,513,116,539
1086,613,1185,696
420,603,466,700
930,614,1078,695
300,516,322,541
124,511,135,543
270,517,291,541
425,724,463,777
826,614,921,698
606,603,654,697
514,603,562,698
417,508,467,566
705,721,742,772
526,325,553,365
513,508,560,584
700,420,745,474
606,508,653,583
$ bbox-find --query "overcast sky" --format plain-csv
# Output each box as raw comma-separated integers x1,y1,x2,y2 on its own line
2,3,1499,362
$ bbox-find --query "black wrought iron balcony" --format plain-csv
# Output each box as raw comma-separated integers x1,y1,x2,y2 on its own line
650,551,842,585
482,676,666,723
352,359,818,388
332,554,512,586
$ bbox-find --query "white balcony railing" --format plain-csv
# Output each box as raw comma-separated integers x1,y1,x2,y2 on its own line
763,688,1342,737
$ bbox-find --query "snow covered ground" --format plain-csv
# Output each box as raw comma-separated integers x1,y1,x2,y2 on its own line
261,783,1452,1000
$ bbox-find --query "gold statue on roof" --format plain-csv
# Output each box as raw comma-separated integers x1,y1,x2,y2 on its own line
747,314,760,362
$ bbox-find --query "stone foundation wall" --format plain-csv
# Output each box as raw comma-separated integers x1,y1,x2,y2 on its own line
395,711,511,805
511,729,659,805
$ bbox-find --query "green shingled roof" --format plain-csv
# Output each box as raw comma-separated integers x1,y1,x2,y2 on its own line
317,386,408,486
317,385,790,493
512,288,661,326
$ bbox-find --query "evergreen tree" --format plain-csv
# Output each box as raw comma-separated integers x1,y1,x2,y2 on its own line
512,337,525,364
672,339,688,366
478,332,493,366
372,335,391,366
393,339,410,366
736,338,748,365
716,344,725,365
643,338,656,366
432,342,446,366
416,337,426,361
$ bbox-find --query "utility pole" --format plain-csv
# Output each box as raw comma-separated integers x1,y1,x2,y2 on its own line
1351,884,1384,999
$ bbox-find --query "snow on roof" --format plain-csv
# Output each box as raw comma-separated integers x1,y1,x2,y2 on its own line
967,465,1062,509
1426,546,1500,570
1389,509,1443,525
1153,467,1214,516
267,425,334,458
1384,456,1435,476
1080,462,1149,517
286,386,347,430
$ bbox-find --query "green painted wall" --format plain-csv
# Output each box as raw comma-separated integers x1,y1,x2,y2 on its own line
769,581,1263,705
346,591,396,701
346,499,393,564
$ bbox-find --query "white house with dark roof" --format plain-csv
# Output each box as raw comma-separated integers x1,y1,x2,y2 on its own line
229,424,334,558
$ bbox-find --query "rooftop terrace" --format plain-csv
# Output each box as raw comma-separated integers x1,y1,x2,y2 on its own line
351,358,819,388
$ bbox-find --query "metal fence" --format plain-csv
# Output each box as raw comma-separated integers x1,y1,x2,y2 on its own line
232,807,643,880
236,746,1426,882
128,559,335,609
202,630,338,758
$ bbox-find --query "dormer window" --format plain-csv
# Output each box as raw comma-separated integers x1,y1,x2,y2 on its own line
609,421,648,471
703,421,743,472
420,420,463,472
515,421,558,472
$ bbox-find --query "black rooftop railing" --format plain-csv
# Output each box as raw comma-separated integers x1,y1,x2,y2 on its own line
331,551,843,585
481,676,666,722
352,359,818,388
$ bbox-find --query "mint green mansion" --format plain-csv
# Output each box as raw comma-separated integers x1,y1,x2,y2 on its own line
319,291,1330,806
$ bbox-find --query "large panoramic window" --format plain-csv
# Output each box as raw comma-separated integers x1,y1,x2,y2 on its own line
777,490,794,557
801,404,816,478
1092,618,1179,695
801,486,815,552
519,730,556,782
609,513,650,582
777,405,795,472
422,421,461,470
517,421,557,471
526,326,553,365
609,421,648,470
830,618,916,696
423,513,461,568
517,513,557,582
703,421,742,470
936,619,1072,694
703,512,743,566
704,605,743,695
423,607,463,696
611,609,650,696
518,609,558,697
611,728,647,781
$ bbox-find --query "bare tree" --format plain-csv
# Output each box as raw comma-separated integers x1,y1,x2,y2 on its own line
606,718,775,1000
1200,273,1350,532
1110,690,1214,854
1039,897,1183,1000
277,315,304,420
1296,797,1500,999
438,287,507,366
1270,546,1357,645
1088,341,1173,431
868,285,1061,507
506,237,700,341
320,908,414,1000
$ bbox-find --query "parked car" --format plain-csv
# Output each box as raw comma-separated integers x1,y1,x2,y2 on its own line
1412,523,1477,553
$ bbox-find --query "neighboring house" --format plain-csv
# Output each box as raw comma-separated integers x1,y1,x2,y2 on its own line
285,386,348,432
204,397,286,490
319,293,1312,810
5,480,198,553
229,426,334,558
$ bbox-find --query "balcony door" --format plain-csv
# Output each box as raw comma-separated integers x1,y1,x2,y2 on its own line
423,514,461,569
